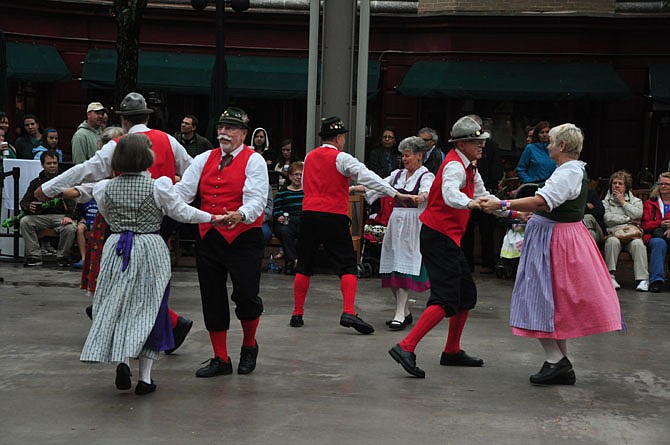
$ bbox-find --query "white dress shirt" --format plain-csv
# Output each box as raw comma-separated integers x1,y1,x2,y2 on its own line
322,144,396,197
442,149,496,208
41,124,192,197
174,144,269,223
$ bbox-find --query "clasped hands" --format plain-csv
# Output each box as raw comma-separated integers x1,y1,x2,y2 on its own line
395,192,423,206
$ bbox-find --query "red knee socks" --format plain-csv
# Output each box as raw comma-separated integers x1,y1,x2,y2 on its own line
340,274,358,315
293,273,310,315
444,310,469,354
168,307,179,329
241,317,260,347
399,305,446,352
209,331,229,362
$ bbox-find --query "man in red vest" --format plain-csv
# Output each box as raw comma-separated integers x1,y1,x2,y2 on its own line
389,115,498,378
174,107,267,378
36,92,195,354
290,116,411,334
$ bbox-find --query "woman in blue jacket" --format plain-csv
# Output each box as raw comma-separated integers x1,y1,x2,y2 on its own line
516,121,555,185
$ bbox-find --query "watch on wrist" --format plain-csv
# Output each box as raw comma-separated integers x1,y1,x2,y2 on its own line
238,210,246,222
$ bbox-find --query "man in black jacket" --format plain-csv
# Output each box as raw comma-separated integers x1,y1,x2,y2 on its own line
19,150,77,266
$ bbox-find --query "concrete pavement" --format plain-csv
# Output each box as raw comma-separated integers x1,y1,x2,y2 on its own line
0,261,668,444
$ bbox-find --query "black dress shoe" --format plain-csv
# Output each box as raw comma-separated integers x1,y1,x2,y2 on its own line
238,342,259,375
85,305,93,320
650,281,663,293
388,320,406,331
195,356,233,378
388,344,425,378
135,380,156,395
339,312,374,334
440,350,484,367
289,314,304,327
529,357,573,385
385,313,413,329
165,316,193,354
115,363,132,390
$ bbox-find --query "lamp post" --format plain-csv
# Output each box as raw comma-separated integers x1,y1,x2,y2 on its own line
191,0,249,115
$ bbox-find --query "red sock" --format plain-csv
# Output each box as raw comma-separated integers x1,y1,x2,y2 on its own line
168,307,179,329
240,317,260,347
293,273,310,315
208,331,229,362
444,310,469,354
340,274,358,315
399,305,446,352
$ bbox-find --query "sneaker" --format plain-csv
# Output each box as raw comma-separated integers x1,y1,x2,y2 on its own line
610,274,621,290
24,257,43,267
57,258,71,267
650,281,663,293
636,279,649,292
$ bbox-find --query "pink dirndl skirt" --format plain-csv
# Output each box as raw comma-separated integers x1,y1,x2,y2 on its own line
512,217,622,339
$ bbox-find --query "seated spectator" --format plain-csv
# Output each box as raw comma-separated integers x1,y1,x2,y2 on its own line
602,170,649,291
32,128,64,161
641,171,670,293
0,126,17,159
14,114,44,159
516,120,556,185
272,161,304,275
273,138,298,188
367,126,401,178
19,150,77,266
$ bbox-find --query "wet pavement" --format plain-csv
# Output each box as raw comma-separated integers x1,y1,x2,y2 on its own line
0,260,668,444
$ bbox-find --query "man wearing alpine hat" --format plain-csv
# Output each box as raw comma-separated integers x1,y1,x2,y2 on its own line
289,116,412,334
174,107,267,378
389,115,501,378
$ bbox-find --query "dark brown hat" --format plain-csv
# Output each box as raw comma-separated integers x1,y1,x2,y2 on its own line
318,116,348,138
115,93,154,116
217,107,249,129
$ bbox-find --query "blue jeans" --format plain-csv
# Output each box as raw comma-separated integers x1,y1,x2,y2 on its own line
648,237,669,283
261,222,273,245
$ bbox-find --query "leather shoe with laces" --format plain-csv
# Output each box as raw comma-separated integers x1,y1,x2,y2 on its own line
440,350,484,367
135,380,156,395
115,363,132,390
165,316,193,354
339,312,374,334
529,357,573,385
389,344,425,378
289,314,304,327
238,342,259,374
195,356,233,378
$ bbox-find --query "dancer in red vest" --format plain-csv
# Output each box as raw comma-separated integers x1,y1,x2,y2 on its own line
290,116,412,333
36,92,195,353
174,107,267,377
389,116,502,378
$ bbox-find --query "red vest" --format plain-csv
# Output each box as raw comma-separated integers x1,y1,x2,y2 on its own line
419,149,475,246
198,146,263,243
114,130,176,183
302,146,350,216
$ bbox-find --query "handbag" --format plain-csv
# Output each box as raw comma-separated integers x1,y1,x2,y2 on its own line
607,224,643,241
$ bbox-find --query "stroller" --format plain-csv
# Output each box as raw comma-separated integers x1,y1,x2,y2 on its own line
357,196,394,278
494,183,538,279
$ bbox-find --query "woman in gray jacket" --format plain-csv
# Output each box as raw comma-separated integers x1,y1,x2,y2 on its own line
602,170,649,292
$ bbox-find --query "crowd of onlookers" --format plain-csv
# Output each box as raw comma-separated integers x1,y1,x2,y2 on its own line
1,107,668,292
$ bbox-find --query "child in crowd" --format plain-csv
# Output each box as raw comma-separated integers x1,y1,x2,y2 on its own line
32,128,64,161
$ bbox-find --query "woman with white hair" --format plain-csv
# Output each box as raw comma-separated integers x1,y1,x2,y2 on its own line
481,123,623,386
361,136,434,330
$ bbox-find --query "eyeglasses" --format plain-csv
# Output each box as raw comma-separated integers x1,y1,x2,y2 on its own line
658,182,670,187
382,135,395,140
466,140,485,147
421,138,433,142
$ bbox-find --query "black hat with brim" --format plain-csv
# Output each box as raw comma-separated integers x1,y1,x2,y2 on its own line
319,116,349,138
217,107,250,129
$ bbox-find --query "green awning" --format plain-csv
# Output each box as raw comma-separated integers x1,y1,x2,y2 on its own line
650,64,670,104
81,49,380,98
6,42,71,82
397,61,631,101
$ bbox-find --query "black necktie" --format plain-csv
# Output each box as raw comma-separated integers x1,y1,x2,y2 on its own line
219,154,233,171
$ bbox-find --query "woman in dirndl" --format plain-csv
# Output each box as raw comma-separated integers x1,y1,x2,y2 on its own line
79,134,224,395
364,136,434,330
481,123,623,385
